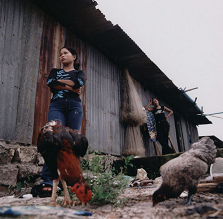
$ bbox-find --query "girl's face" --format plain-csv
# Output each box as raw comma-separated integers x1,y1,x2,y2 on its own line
152,98,159,106
59,48,76,66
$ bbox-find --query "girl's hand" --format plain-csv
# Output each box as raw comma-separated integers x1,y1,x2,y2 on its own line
71,87,81,95
145,99,153,111
164,106,173,119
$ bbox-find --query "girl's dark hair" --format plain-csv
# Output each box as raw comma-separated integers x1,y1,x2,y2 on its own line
151,97,157,104
60,46,80,70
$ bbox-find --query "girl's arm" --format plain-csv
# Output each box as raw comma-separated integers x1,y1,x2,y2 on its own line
52,85,81,94
57,70,86,89
47,69,83,95
144,99,153,112
57,79,74,87
70,70,86,89
47,69,66,88
164,106,173,119
47,69,78,88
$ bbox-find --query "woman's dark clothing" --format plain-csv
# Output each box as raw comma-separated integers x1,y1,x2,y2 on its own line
153,106,174,155
46,68,85,129
47,68,86,101
48,97,83,130
41,68,86,187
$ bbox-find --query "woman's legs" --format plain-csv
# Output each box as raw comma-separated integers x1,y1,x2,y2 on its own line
41,99,66,187
157,122,173,155
41,163,54,186
48,99,66,126
66,98,83,130
40,98,83,188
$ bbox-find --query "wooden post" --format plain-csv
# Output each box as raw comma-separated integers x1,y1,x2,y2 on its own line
153,142,161,155
197,182,219,192
168,134,176,153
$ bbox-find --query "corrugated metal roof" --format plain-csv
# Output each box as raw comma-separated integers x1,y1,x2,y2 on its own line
31,0,211,125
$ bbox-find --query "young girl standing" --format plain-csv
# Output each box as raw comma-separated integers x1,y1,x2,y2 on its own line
145,97,174,155
32,46,86,197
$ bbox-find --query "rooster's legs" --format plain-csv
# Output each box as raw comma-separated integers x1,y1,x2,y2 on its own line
61,179,73,206
51,178,59,206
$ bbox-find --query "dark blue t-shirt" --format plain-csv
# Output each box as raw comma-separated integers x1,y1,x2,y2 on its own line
47,68,86,101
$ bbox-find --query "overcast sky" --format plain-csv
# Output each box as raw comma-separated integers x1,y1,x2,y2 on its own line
96,0,223,141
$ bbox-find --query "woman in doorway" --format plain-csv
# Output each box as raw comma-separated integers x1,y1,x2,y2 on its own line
32,46,86,197
145,97,174,155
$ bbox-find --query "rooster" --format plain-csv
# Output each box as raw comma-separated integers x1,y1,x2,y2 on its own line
153,137,217,206
37,120,92,206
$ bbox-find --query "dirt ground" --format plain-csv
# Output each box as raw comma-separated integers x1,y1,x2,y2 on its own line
1,178,223,219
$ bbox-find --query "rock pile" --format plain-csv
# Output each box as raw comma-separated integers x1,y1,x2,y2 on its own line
0,141,43,188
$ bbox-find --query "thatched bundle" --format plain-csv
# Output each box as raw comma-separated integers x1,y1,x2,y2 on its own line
121,68,146,156
121,69,147,126
122,126,145,156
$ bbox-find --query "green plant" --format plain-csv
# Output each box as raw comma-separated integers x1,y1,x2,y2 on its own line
81,152,129,206
24,175,34,188
89,155,105,173
121,155,134,174
89,171,128,206
8,182,22,195
8,175,34,195
123,155,134,167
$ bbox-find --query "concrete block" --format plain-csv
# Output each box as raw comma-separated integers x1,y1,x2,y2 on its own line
0,164,18,186
0,145,16,165
14,147,37,163
17,164,42,179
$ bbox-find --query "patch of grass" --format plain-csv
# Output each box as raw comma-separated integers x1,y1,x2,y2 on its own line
121,155,134,174
80,152,132,206
89,170,128,205
8,175,35,195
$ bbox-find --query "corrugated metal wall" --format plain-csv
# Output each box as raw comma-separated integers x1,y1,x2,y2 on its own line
0,0,199,156
181,117,191,151
133,76,198,154
0,0,43,144
86,45,124,155
0,0,124,155
32,18,65,144
133,78,179,155
189,122,199,143
183,118,199,150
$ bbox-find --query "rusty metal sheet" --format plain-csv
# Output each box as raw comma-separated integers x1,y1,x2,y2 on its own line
32,18,64,144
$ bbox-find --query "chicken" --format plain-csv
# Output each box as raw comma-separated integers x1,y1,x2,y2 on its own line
152,137,217,206
37,120,92,206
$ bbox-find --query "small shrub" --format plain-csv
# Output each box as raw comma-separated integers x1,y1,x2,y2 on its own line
8,182,22,195
8,175,34,195
81,152,129,206
89,171,128,205
122,155,134,174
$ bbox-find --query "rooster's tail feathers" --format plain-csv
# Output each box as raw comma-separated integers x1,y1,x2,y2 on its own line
69,131,89,157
